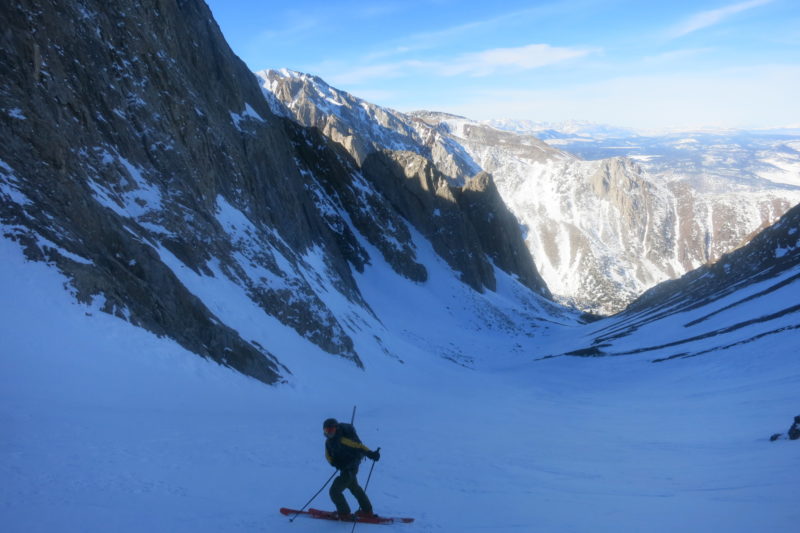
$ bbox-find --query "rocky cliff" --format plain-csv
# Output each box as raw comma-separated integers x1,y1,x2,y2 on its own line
553,202,800,361
258,70,481,184
262,71,800,315
260,69,549,296
0,0,552,383
414,114,800,315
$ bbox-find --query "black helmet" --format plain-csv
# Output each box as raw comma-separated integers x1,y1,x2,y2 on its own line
323,418,338,437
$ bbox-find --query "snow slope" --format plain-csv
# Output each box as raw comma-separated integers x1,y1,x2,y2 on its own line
2,224,799,533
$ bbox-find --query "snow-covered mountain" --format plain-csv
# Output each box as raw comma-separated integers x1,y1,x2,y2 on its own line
551,201,800,361
3,2,800,533
1,0,555,385
487,118,640,140
423,114,800,313
263,71,800,314
257,69,482,184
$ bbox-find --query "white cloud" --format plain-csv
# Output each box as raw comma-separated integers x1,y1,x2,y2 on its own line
350,4,588,64
321,60,434,85
318,43,594,85
669,0,774,38
641,48,713,64
402,3,582,49
443,43,594,77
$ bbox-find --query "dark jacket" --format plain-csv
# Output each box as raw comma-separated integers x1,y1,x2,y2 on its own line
325,423,372,471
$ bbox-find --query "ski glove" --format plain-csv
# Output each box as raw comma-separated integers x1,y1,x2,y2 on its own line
366,449,380,461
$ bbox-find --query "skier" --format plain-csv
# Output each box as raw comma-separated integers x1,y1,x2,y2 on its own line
789,415,800,440
769,414,800,441
322,417,381,521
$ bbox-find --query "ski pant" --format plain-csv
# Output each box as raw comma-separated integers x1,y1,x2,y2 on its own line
329,468,372,515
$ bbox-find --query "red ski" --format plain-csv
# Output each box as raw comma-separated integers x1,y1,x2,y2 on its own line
280,507,414,524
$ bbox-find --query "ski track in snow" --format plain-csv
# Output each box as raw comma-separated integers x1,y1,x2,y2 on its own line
1,236,799,533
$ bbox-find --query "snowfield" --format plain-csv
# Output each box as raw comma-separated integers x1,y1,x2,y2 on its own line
1,232,799,533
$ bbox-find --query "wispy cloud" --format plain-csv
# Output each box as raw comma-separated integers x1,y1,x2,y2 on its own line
668,0,774,38
443,43,594,77
321,43,595,84
323,60,434,84
361,2,593,62
641,48,713,64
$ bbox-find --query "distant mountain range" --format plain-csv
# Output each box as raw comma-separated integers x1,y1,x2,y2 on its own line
487,119,800,188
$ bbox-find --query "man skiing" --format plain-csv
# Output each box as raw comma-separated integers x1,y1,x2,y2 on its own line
323,417,380,521
770,414,800,441
789,415,800,440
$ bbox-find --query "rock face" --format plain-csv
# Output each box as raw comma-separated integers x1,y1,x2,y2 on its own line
1,0,551,383
2,0,297,383
263,71,800,315
548,202,800,361
626,202,800,316
413,114,800,315
260,70,549,296
258,70,482,185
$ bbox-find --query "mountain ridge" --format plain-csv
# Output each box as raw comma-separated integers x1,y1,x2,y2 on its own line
261,69,800,313
1,0,555,384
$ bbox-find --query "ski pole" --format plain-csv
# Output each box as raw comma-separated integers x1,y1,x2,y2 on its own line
350,405,357,424
350,448,380,533
288,470,338,523
363,447,380,492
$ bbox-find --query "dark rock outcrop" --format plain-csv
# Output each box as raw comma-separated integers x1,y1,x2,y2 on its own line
361,150,549,295
262,71,550,296
456,171,549,295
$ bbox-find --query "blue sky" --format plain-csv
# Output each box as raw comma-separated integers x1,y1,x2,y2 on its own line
206,0,800,130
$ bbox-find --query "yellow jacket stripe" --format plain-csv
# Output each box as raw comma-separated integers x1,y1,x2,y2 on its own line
340,436,371,453
326,437,371,465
